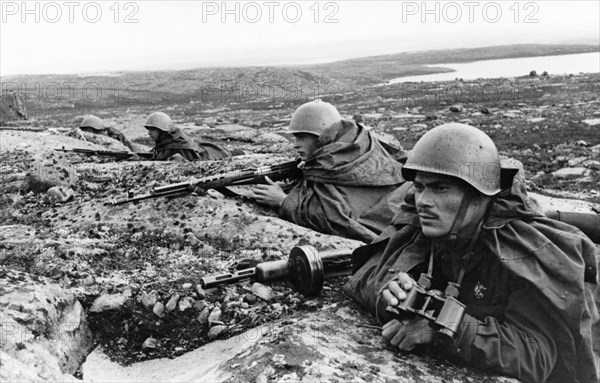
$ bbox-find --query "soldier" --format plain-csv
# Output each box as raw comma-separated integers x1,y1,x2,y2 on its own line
78,115,137,152
143,112,233,162
344,123,599,383
252,101,407,243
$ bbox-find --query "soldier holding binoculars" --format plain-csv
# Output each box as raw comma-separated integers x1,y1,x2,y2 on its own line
345,123,599,383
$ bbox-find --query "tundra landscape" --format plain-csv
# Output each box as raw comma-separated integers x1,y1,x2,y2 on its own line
1,44,599,382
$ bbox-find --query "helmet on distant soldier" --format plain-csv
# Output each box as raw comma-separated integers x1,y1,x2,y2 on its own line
288,101,342,136
144,112,173,132
80,115,106,131
402,123,501,196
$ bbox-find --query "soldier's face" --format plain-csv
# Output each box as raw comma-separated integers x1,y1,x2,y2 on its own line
146,127,161,141
292,133,319,161
413,172,478,239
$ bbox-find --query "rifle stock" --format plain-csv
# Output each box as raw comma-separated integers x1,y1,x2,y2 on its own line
107,159,301,206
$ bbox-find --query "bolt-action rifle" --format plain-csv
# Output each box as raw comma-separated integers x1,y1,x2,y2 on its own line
200,246,354,297
106,159,301,206
54,147,153,160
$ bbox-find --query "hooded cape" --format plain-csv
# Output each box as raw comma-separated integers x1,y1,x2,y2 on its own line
279,120,406,243
106,126,136,152
344,168,599,383
153,127,231,161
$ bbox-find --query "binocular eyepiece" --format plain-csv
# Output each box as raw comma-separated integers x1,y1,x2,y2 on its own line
386,273,465,339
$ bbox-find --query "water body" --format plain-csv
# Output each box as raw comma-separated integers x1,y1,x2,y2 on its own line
388,52,600,84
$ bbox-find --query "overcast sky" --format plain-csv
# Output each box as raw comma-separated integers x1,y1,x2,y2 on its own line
1,0,599,76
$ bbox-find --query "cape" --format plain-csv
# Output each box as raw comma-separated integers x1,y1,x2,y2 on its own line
106,126,136,152
279,120,406,243
153,127,230,161
344,168,599,382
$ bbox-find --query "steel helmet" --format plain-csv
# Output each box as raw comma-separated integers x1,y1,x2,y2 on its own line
144,112,173,132
288,101,342,136
80,115,105,131
402,123,501,196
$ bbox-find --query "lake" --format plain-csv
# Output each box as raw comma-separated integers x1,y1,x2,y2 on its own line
387,52,600,84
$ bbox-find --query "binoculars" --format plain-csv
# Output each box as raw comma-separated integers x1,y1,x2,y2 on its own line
386,273,465,339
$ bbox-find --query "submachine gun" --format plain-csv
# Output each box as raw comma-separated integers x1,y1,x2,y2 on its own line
200,246,354,297
107,159,301,206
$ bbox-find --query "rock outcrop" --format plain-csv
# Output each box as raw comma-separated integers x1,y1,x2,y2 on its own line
82,299,518,383
0,267,93,382
0,92,28,124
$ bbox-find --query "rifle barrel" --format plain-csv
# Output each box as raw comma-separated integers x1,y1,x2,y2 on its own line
54,147,152,159
108,159,300,206
154,160,299,194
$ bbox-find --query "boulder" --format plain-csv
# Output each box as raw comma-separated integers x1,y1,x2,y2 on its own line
24,156,78,193
552,167,588,178
527,117,545,123
582,118,600,126
583,160,600,170
449,105,464,113
89,290,131,313
47,186,75,203
0,267,93,381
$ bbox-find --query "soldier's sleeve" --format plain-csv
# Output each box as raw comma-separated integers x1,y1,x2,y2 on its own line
451,279,558,383
280,182,378,243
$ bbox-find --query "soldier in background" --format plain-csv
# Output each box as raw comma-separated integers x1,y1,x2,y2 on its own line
252,101,407,243
78,115,137,152
143,112,234,162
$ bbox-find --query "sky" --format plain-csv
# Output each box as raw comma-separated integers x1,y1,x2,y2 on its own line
1,0,599,76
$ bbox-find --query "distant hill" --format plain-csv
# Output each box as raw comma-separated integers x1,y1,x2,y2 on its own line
2,44,597,116
296,44,600,86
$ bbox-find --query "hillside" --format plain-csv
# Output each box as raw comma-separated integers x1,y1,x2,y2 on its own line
300,44,599,86
1,44,597,126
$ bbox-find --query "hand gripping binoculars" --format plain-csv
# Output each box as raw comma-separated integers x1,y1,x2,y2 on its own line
386,273,466,339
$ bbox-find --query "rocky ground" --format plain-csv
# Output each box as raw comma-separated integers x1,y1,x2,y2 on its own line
1,71,599,381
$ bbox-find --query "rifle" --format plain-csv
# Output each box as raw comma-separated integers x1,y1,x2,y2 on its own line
54,147,154,160
106,159,301,206
200,246,354,297
0,126,45,132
